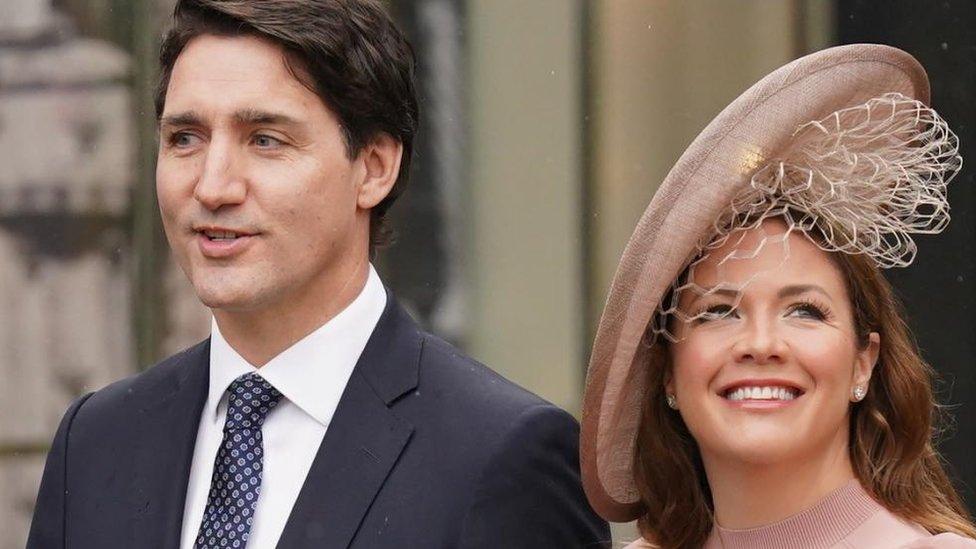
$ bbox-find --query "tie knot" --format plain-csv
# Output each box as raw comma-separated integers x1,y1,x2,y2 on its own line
223,373,283,431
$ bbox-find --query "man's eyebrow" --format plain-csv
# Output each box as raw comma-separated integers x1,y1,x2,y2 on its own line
158,111,203,128
157,109,305,129
233,109,304,127
777,284,832,300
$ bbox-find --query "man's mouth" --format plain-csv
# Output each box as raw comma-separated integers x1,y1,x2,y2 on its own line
202,229,245,241
192,226,259,258
194,226,256,241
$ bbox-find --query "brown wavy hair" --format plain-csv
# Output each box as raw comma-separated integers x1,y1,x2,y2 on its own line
633,244,976,548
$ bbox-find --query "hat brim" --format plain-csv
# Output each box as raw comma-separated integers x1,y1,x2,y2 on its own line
580,43,929,522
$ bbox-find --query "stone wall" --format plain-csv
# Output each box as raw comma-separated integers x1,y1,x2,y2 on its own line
0,1,135,545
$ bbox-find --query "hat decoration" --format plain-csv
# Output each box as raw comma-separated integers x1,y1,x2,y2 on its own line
653,92,961,342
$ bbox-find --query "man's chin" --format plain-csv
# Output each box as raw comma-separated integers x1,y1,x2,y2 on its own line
193,285,262,312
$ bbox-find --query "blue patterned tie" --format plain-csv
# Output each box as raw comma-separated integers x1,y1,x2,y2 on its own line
194,373,283,548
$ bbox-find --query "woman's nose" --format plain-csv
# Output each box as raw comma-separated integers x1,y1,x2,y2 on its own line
732,316,787,365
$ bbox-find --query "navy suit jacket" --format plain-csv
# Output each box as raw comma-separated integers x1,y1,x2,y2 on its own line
28,295,610,548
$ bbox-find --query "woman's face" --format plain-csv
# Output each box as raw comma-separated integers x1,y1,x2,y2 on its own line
668,219,879,468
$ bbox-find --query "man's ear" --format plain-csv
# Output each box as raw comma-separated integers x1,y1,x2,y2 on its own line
357,133,403,210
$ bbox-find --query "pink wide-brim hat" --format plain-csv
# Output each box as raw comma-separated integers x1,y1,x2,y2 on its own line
580,44,929,522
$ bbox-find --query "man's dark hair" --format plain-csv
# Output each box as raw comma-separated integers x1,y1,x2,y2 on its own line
155,0,419,254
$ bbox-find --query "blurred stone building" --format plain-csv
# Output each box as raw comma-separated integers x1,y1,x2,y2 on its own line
0,0,135,544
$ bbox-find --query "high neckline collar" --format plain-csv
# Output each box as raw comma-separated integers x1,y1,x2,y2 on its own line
711,480,883,549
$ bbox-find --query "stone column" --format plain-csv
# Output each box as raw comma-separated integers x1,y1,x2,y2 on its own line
466,0,587,414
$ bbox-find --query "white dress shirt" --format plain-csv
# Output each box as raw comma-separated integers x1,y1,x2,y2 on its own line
179,266,387,549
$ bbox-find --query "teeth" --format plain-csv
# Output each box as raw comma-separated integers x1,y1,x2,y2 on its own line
204,230,239,240
726,386,798,401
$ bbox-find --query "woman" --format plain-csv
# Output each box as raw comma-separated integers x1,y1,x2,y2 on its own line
580,44,976,548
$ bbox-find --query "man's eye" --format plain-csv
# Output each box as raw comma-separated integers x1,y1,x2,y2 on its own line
169,132,201,148
253,134,284,148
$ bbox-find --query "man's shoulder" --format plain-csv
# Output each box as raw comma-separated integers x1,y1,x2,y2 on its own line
411,332,575,439
393,330,583,488
418,332,553,409
72,338,209,421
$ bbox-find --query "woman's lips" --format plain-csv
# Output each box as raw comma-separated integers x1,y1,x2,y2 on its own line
724,397,801,410
719,383,805,410
725,386,799,401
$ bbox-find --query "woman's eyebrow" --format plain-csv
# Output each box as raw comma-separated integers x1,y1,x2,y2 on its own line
685,287,740,306
777,284,832,300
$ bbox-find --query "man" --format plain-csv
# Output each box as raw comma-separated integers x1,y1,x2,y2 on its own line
27,1,609,548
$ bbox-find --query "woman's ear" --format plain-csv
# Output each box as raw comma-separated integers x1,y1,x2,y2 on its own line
357,133,403,210
664,369,675,397
663,369,680,410
853,332,880,390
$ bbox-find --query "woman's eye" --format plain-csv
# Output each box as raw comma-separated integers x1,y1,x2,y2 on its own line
694,304,737,323
788,302,827,320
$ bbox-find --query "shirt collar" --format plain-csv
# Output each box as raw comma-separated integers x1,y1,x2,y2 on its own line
206,265,388,426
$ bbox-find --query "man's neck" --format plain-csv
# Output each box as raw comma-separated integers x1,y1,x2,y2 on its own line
213,260,371,367
703,430,855,529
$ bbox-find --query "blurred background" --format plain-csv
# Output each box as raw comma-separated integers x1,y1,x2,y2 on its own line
2,0,974,546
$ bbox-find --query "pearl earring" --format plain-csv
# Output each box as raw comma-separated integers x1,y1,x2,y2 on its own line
665,393,678,410
852,385,866,402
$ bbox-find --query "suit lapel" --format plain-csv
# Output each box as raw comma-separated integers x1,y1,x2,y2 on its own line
277,297,422,549
127,340,210,549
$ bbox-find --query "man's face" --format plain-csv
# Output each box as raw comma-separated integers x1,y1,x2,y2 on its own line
157,34,368,313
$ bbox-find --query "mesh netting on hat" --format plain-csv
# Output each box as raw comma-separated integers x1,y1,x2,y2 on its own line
652,92,962,343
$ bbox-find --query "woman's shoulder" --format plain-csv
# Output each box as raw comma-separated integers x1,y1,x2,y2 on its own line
851,505,976,548
899,533,976,548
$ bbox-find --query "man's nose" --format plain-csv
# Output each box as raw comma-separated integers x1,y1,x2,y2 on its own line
193,138,246,211
732,315,787,365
